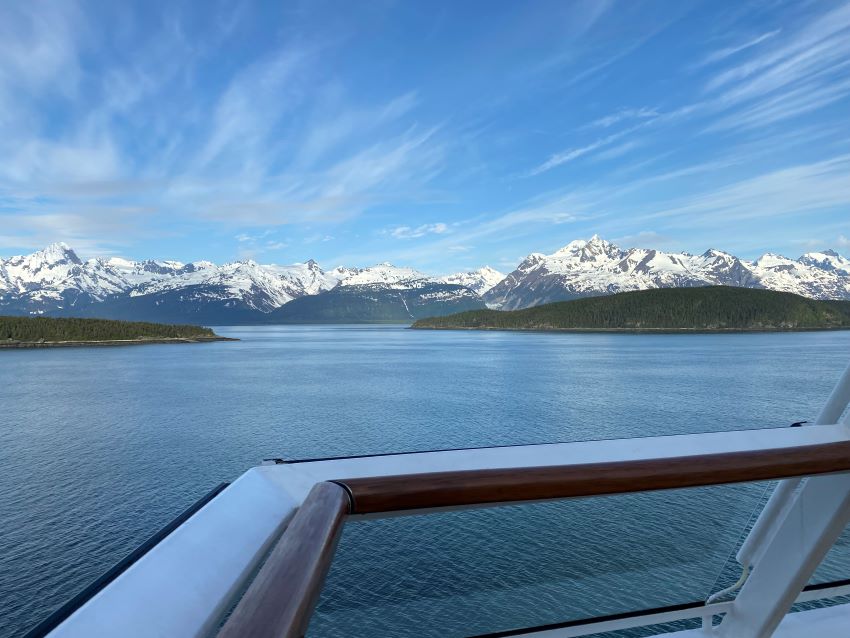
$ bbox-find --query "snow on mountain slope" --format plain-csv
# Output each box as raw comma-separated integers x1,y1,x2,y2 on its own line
798,250,850,276
0,243,129,305
3,238,848,319
265,259,342,296
440,267,505,295
0,246,478,318
336,262,428,288
485,235,850,310
127,260,299,311
0,246,344,315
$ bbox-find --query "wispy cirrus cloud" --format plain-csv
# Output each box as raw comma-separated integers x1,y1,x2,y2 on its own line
697,2,850,136
0,4,450,257
699,30,780,66
525,130,628,176
706,3,850,93
644,154,850,225
388,223,448,239
1,1,848,269
589,107,658,129
525,118,656,176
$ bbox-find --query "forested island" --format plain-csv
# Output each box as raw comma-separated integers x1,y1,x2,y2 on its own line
0,316,233,348
412,287,850,333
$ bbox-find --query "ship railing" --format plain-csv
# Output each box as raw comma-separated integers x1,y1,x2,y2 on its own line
220,433,850,636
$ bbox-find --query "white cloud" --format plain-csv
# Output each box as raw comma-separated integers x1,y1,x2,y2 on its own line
526,131,625,176
195,47,308,171
528,119,656,177
590,107,658,129
0,3,83,95
698,3,850,134
591,140,643,162
304,234,334,243
643,154,850,225
700,30,780,66
706,4,850,93
708,75,850,132
295,91,419,168
390,223,449,239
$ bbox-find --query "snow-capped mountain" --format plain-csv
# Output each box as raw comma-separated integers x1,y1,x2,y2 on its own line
0,245,487,322
335,262,428,288
0,243,130,313
272,262,487,322
485,235,850,310
3,238,848,322
440,267,505,295
0,243,345,317
797,250,850,276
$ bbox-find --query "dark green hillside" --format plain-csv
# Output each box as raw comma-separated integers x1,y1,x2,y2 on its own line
267,283,486,323
412,287,850,332
0,316,218,343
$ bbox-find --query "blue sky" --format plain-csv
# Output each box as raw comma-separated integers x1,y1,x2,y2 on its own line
1,0,849,273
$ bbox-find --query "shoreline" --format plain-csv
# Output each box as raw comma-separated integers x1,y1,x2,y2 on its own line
411,325,850,334
0,336,238,349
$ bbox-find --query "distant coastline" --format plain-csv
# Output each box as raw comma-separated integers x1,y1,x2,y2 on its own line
0,336,236,349
412,287,850,333
0,316,235,349
413,325,850,334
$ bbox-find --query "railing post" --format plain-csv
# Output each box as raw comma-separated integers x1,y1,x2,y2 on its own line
217,482,350,638
716,471,850,637
732,362,850,571
816,362,850,426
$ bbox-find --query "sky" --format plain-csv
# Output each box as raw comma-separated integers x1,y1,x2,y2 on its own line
1,0,849,274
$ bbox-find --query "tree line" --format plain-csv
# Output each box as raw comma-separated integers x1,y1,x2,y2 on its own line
0,316,215,342
413,286,850,331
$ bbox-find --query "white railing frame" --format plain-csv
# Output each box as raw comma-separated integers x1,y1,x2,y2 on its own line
715,362,850,637
735,362,850,571
508,581,850,637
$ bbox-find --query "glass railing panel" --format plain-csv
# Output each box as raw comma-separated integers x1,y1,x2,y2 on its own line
309,481,771,638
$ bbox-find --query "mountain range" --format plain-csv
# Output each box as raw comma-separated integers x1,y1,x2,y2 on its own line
485,236,850,309
0,243,495,323
1,237,848,323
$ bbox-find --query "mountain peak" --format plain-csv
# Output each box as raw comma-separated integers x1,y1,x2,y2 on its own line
799,249,850,274
755,253,793,268
37,242,82,265
702,248,735,258
554,239,587,254
554,235,616,255
439,266,506,295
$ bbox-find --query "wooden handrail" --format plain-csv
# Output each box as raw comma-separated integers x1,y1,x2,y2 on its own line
217,440,850,637
217,481,350,638
338,440,850,514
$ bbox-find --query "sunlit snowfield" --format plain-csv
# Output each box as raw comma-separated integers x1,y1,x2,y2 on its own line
2,326,850,637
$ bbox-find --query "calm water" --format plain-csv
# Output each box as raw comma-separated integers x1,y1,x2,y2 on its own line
2,326,850,637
